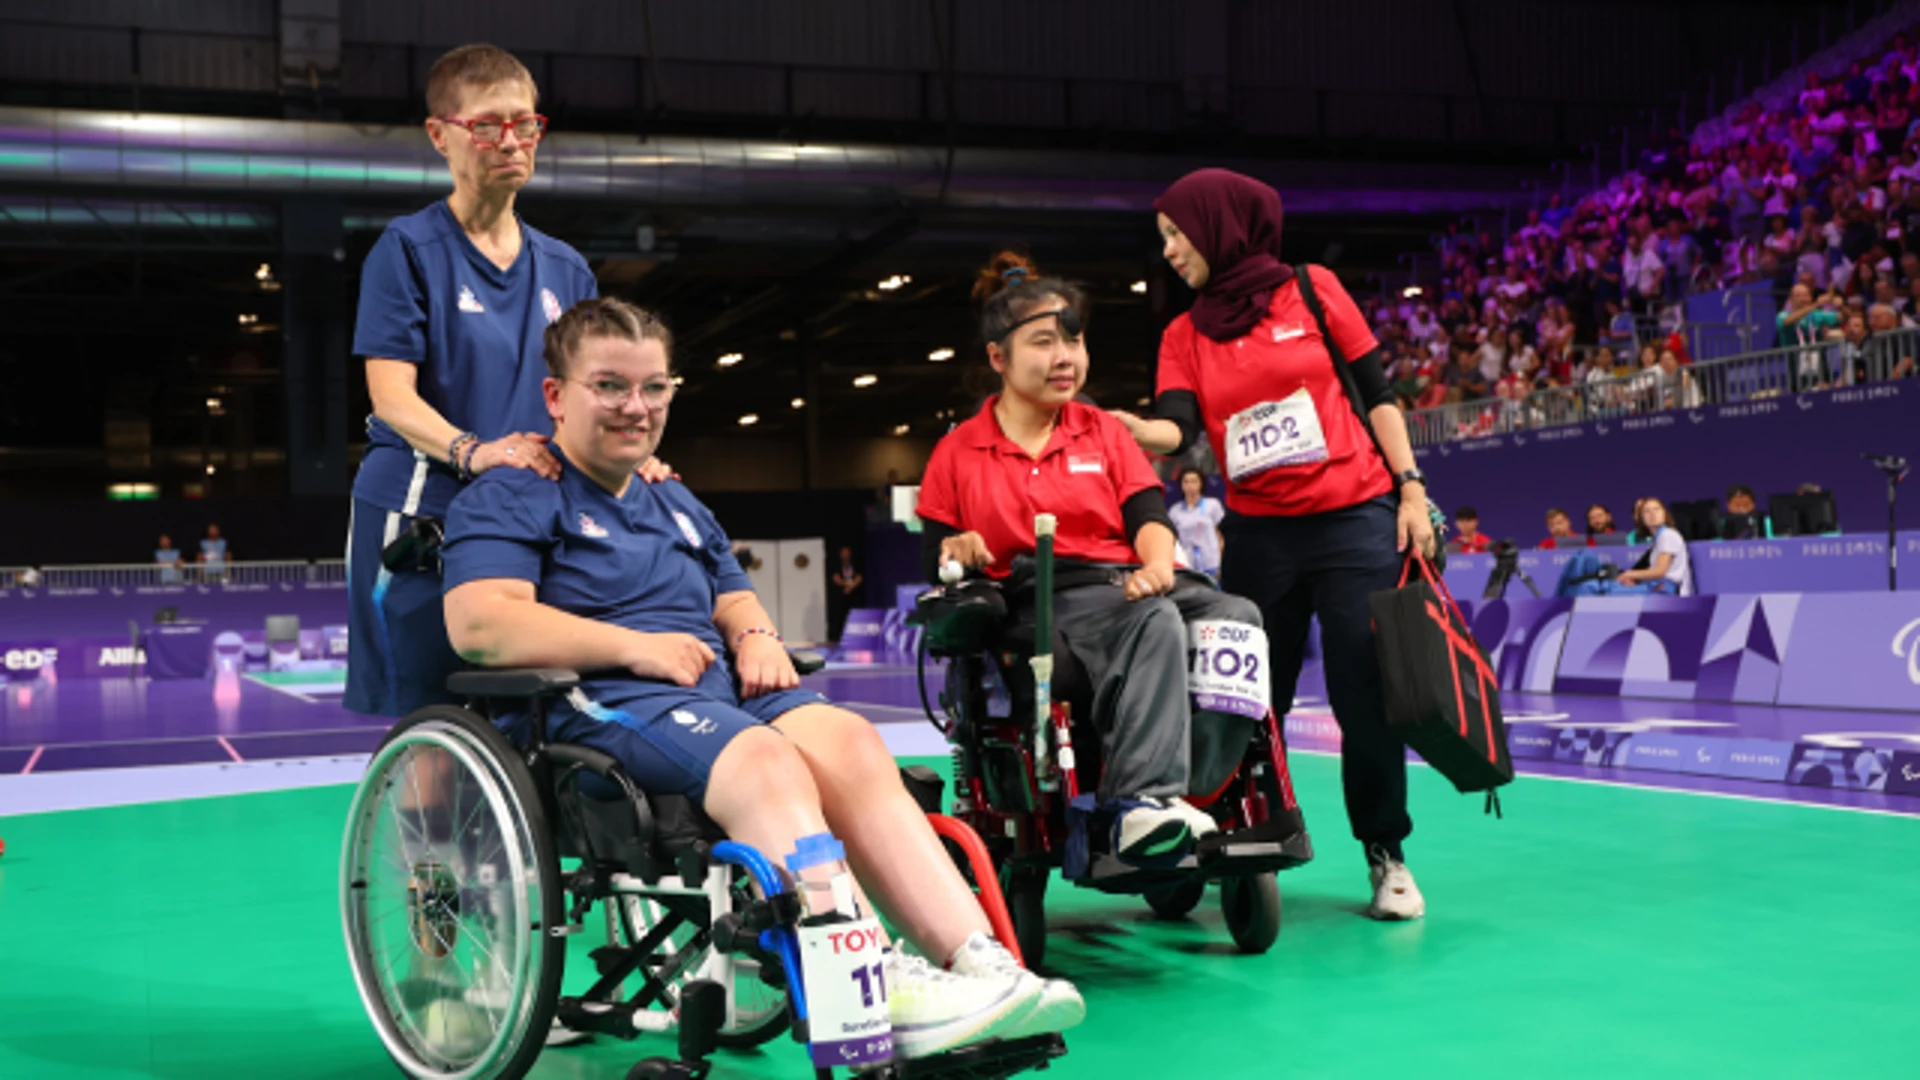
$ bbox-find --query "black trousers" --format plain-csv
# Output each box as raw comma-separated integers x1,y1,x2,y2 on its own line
1221,495,1413,860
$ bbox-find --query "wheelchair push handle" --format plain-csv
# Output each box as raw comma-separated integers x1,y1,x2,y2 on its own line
1031,513,1057,793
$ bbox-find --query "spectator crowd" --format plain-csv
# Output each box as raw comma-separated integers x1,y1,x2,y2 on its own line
1372,27,1920,441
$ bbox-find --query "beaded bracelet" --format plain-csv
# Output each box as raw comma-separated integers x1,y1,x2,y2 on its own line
734,626,783,649
457,437,481,482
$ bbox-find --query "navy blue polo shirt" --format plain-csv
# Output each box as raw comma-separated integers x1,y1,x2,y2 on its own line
351,200,597,519
441,453,754,717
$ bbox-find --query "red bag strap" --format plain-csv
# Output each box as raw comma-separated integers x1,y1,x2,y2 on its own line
1401,548,1470,629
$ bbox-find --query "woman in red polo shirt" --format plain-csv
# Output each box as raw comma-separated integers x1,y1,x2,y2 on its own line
1112,169,1438,921
917,253,1262,869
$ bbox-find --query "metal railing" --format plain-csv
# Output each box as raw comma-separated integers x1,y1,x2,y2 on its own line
1408,328,1919,445
31,560,346,591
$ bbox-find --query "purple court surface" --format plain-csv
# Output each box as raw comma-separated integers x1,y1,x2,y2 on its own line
3,662,1917,816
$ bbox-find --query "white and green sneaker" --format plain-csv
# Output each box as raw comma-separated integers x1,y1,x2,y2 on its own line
883,948,1040,1059
947,931,1085,1041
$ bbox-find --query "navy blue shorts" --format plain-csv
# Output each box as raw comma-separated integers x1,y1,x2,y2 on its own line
534,673,828,805
343,498,464,717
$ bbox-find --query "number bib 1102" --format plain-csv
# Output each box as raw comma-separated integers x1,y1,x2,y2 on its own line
1224,388,1328,483
795,917,894,1068
1188,619,1272,720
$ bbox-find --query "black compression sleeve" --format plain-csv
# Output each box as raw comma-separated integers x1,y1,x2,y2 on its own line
1152,389,1202,455
1347,346,1397,411
1121,488,1173,548
920,519,959,584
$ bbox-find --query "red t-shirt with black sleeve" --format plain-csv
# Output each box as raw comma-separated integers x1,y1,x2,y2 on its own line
916,398,1162,579
1156,266,1394,518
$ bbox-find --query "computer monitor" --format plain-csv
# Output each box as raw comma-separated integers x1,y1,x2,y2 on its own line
154,607,179,624
1665,499,1723,542
1589,532,1631,547
1767,492,1839,537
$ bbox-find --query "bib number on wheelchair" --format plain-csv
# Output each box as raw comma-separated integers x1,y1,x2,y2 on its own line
795,917,894,1067
1188,620,1272,720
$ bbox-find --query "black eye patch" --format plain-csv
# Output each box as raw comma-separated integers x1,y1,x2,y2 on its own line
1003,306,1083,341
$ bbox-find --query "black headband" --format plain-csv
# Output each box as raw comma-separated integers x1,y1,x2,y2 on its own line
1001,303,1083,341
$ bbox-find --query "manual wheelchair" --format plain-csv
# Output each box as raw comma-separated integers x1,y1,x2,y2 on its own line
912,565,1315,970
339,658,1066,1080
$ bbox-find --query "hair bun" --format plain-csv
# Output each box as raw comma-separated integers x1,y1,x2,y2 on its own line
972,250,1041,303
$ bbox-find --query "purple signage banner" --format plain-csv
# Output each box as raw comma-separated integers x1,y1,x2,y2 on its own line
1773,593,1920,712
1413,379,1920,540
1459,598,1575,692
1442,532,1920,598
0,580,347,639
1888,751,1920,797
1,636,148,680
1552,596,1719,698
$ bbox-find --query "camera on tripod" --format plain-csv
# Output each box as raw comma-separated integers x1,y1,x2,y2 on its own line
1483,539,1542,600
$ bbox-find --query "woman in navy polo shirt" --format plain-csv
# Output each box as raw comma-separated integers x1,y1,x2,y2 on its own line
917,253,1262,868
346,44,618,717
441,297,1083,1058
1113,169,1439,920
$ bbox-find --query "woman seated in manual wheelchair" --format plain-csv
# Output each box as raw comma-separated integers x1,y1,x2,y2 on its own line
914,254,1308,960
343,296,1082,1080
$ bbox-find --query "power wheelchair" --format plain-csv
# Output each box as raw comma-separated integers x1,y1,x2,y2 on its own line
339,654,1066,1080
912,538,1315,970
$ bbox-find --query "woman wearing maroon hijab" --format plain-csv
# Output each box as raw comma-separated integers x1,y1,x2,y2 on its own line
1113,168,1439,921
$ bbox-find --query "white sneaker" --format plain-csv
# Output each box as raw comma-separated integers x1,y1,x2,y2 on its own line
883,948,1041,1059
1366,848,1426,920
1167,797,1221,839
946,931,1085,1041
1113,798,1193,864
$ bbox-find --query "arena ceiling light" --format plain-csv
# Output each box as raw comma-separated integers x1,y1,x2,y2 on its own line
877,274,911,291
790,397,805,409
853,374,878,388
892,424,911,436
236,313,258,325
672,375,685,386
737,413,760,426
1130,280,1148,294
1403,286,1423,298
717,352,744,368
927,348,955,362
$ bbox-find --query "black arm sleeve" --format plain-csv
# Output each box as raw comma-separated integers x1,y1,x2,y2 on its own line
1346,345,1397,412
1122,488,1174,549
920,519,959,584
1152,389,1202,455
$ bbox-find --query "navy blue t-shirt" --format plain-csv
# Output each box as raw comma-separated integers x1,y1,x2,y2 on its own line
440,454,753,712
351,200,597,519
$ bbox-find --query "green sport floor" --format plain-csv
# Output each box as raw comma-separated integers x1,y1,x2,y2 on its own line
1,755,1914,1080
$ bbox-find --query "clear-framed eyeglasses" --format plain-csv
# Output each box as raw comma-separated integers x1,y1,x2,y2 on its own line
576,376,676,410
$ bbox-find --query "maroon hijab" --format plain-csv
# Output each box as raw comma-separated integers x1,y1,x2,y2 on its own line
1154,168,1295,343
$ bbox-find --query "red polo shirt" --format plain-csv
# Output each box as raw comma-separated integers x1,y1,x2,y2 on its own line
1157,266,1393,517
917,397,1161,579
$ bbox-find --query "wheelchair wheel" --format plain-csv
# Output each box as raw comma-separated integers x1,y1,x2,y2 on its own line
341,707,565,1080
1002,865,1048,971
611,877,790,1049
1143,878,1205,920
1220,873,1281,954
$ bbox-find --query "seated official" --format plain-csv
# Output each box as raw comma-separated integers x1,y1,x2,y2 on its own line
917,253,1262,869
1614,496,1692,595
440,297,1082,1058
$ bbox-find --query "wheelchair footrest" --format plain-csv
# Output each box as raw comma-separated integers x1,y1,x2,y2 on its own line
557,996,643,1040
881,1033,1067,1080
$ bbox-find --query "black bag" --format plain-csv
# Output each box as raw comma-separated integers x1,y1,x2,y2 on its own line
1368,551,1514,802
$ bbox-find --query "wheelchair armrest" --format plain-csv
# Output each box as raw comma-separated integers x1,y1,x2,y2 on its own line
446,668,579,699
547,741,625,781
788,648,826,675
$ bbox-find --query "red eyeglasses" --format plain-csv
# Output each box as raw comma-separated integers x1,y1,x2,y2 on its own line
437,114,549,148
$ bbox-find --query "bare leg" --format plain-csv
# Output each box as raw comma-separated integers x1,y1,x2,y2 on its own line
774,704,990,961
700,727,834,887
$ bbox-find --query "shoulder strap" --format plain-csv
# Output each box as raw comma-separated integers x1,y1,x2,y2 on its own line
1293,264,1387,467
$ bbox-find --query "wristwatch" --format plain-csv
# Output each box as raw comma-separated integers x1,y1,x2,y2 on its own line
1393,468,1428,491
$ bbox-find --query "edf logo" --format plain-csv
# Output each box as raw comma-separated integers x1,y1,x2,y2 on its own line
3,648,57,671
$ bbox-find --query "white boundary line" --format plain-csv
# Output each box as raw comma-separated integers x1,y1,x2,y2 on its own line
243,673,321,703
1286,745,1920,820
